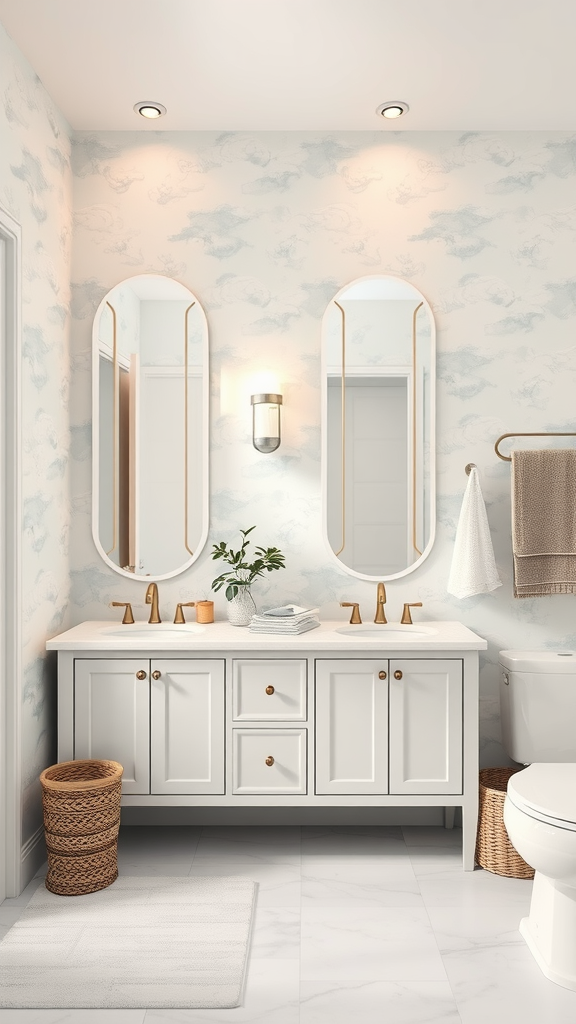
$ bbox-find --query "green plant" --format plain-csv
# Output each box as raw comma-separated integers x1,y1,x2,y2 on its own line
211,526,286,601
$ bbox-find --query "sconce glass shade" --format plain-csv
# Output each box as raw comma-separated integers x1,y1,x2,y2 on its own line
251,393,283,453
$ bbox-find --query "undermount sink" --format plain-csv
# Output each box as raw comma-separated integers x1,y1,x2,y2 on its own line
335,624,437,639
101,623,206,638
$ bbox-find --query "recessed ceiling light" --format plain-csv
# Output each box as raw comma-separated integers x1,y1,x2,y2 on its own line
376,101,409,120
133,101,167,119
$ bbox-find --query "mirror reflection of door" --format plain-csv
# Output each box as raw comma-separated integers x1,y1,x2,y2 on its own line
323,276,435,580
328,375,410,575
93,275,208,580
98,351,131,563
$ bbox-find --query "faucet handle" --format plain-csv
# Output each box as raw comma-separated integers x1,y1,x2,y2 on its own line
174,602,197,624
340,602,362,624
109,601,135,624
401,602,422,625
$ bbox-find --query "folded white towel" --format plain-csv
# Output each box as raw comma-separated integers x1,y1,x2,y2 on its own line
249,617,320,635
253,607,319,624
447,466,502,599
261,605,314,618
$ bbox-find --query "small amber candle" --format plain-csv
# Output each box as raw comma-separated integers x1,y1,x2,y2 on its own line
195,600,214,623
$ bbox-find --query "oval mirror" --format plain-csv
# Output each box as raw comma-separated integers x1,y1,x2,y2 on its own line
321,275,435,580
92,274,208,580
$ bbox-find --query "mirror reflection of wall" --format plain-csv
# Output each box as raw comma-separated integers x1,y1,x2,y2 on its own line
323,276,435,581
93,275,208,581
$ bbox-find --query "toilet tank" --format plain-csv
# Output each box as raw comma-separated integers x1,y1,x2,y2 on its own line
499,650,576,762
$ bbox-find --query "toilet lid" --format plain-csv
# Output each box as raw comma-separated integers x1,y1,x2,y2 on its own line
507,764,576,830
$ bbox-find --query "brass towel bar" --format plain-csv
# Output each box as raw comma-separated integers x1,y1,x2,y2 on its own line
494,432,576,462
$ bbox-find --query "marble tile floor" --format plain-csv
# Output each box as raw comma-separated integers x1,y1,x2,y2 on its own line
2,824,576,1023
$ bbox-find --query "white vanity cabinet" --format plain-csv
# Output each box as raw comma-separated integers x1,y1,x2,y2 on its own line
389,659,462,795
71,657,225,796
74,659,150,794
150,659,225,795
230,659,308,795
49,620,486,869
315,660,389,795
315,658,462,796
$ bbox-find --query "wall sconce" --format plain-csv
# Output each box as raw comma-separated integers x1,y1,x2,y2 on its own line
251,393,283,453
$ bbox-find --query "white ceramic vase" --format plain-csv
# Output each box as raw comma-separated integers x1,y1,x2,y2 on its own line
226,588,256,627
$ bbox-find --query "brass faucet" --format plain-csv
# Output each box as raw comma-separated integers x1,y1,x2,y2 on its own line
109,601,134,624
374,582,387,624
340,601,362,624
145,583,161,623
401,602,422,625
174,602,196,624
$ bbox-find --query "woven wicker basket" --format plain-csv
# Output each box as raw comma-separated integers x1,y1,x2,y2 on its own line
40,759,123,896
475,766,535,879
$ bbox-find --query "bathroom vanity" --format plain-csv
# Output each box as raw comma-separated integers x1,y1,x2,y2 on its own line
48,619,486,869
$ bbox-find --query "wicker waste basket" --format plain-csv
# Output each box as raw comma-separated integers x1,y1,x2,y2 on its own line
40,759,123,896
475,766,534,879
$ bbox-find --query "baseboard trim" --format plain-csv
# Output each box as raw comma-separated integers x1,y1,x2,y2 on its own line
20,826,46,889
119,806,451,827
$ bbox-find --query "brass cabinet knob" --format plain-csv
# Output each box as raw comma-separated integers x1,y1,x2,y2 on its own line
394,670,403,680
378,671,387,680
136,670,147,680
265,756,275,766
152,670,161,680
265,685,275,695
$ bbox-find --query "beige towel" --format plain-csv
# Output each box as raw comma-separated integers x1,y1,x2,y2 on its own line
512,449,576,597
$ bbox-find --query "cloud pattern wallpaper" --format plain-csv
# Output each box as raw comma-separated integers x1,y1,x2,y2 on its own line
3,19,576,846
0,22,72,845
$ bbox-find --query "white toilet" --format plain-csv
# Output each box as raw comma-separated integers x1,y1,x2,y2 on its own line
499,650,576,990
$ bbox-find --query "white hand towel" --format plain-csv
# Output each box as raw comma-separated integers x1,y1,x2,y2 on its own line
447,466,502,599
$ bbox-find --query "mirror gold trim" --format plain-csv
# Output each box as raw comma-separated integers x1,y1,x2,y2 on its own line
105,300,118,557
184,301,195,557
92,274,209,581
322,275,435,581
411,302,424,558
334,300,346,556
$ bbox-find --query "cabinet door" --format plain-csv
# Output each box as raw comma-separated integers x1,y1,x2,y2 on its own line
74,659,150,795
315,660,389,795
150,659,225,794
389,659,462,795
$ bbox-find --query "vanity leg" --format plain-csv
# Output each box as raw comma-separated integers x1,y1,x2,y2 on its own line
444,806,455,830
462,805,477,871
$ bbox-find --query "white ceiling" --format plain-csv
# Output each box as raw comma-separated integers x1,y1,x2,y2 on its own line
1,0,575,131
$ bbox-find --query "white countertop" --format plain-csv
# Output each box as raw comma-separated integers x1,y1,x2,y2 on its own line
46,619,487,652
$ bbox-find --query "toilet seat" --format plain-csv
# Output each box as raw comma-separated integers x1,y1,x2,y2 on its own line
507,764,576,832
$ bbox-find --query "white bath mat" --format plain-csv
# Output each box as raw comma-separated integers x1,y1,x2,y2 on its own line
0,875,256,1008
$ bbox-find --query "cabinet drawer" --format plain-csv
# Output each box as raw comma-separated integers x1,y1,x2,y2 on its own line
232,660,307,721
232,729,307,793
